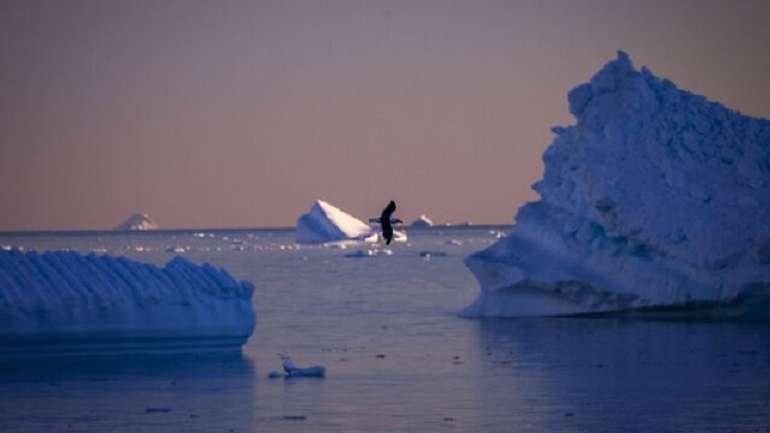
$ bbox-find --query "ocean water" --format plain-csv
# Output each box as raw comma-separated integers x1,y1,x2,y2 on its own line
1,228,769,433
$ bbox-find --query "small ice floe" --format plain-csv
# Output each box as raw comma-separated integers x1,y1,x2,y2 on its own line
446,239,463,246
344,248,393,258
283,358,326,377
322,240,359,250
419,251,448,258
230,240,248,251
1,245,13,251
91,247,109,254
193,232,207,238
166,246,187,253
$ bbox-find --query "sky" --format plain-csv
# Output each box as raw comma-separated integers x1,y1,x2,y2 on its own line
1,0,769,230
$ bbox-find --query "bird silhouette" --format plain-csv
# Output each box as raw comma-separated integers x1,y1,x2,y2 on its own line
371,200,402,245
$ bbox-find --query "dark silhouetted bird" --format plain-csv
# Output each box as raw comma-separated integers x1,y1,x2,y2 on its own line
370,200,402,244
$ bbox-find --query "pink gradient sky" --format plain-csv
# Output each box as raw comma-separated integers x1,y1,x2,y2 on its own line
1,0,769,230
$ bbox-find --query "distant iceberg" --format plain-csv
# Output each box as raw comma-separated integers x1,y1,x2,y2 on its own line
410,214,434,228
296,200,373,243
115,213,158,231
0,249,256,353
464,51,770,318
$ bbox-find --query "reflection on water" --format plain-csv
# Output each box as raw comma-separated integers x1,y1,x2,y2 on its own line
0,352,255,433
475,318,770,433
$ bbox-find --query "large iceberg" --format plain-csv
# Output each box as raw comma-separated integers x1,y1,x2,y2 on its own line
0,249,256,353
115,213,158,231
464,51,770,317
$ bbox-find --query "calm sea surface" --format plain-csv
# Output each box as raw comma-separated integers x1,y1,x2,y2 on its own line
1,228,769,433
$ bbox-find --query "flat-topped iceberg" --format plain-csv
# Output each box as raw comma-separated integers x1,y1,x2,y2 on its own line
115,213,158,231
0,249,255,353
464,51,770,318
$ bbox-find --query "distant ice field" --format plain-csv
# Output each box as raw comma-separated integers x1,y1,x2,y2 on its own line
0,228,769,433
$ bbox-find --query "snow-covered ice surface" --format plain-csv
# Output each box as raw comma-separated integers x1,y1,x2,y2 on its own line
295,200,372,243
465,52,770,318
0,228,769,432
0,249,255,354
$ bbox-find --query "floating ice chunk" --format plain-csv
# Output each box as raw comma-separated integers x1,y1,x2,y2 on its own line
322,240,360,250
419,251,448,258
282,358,326,378
464,51,770,318
447,239,463,246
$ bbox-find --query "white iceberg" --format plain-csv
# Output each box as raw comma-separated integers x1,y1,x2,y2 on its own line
0,249,256,352
296,199,408,244
296,200,372,243
464,51,770,318
115,213,158,231
410,214,434,228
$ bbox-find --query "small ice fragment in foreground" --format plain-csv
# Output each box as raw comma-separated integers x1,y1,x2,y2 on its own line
282,358,326,377
447,239,463,246
419,251,448,258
